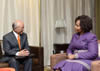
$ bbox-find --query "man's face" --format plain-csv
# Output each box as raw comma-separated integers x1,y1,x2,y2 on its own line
15,22,24,34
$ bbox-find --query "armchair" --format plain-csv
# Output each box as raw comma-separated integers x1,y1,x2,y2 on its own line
91,60,100,71
50,53,67,71
50,44,69,71
91,40,100,71
50,41,100,71
0,40,44,71
0,68,15,71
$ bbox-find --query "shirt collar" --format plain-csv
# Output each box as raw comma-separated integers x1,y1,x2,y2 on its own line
13,31,19,39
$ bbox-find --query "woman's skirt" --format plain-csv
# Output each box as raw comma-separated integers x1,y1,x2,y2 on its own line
53,59,91,71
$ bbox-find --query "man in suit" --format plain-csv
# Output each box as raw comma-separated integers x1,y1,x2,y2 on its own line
3,20,32,71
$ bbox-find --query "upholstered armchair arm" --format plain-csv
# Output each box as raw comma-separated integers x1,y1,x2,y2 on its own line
50,53,67,70
0,68,15,71
91,60,100,71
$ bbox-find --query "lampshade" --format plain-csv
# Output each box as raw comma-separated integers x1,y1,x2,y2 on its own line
55,19,66,29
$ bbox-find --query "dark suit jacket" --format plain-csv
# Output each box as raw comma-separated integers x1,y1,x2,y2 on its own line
2,31,30,61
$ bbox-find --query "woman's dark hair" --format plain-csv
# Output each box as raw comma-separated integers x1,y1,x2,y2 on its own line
75,15,92,33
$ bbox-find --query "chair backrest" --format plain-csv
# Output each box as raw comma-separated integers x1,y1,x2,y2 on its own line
98,40,100,57
0,40,5,55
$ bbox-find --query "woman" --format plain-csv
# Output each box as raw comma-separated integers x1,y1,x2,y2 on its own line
53,15,98,71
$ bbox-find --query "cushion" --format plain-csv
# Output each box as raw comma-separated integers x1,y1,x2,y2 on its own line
0,68,15,71
0,63,9,67
98,43,100,57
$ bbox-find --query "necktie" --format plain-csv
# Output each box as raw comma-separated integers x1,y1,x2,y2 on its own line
17,35,21,50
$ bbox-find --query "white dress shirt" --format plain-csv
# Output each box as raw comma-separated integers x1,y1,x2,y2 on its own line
13,31,20,56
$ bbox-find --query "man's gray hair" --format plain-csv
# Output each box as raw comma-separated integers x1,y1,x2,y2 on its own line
12,22,18,30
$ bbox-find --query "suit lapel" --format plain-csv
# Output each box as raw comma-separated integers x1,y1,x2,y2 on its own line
11,32,19,48
20,34,24,49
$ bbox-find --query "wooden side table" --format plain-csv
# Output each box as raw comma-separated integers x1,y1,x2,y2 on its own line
53,44,69,54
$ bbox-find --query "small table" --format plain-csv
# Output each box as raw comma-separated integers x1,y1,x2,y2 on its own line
53,44,69,54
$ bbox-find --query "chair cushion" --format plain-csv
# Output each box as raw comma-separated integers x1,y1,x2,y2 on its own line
0,68,15,71
0,62,9,67
33,58,39,65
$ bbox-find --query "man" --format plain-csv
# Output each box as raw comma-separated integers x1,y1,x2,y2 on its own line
3,20,32,71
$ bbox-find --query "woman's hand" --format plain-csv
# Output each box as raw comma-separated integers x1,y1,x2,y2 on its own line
68,54,75,59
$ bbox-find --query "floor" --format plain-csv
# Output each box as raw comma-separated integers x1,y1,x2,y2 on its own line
44,65,51,71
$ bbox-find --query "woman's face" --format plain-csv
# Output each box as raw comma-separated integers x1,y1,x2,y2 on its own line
74,20,82,33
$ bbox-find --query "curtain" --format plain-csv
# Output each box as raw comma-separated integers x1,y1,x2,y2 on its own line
41,0,55,65
95,0,100,39
0,0,40,46
41,0,94,66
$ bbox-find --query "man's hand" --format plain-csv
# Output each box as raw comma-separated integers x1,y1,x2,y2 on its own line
18,49,30,56
68,54,75,59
